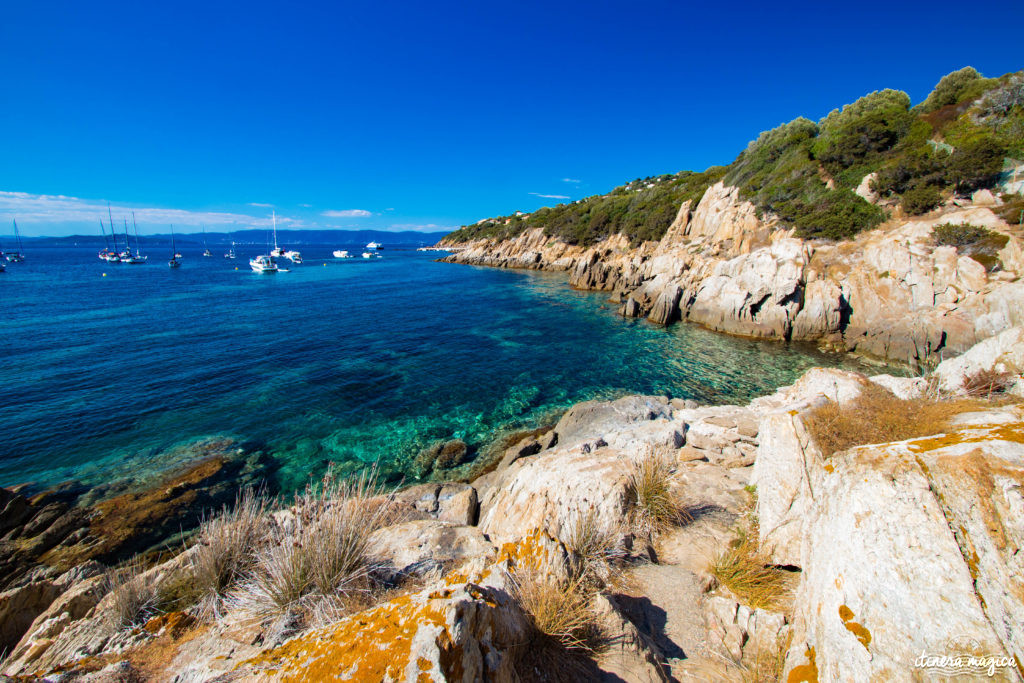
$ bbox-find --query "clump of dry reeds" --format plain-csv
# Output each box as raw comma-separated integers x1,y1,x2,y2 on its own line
626,453,690,539
711,527,795,612
229,467,400,627
103,558,160,632
803,382,993,458
188,487,269,620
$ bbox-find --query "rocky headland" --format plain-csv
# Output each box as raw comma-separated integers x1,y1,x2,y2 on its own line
441,182,1023,368
0,326,1021,681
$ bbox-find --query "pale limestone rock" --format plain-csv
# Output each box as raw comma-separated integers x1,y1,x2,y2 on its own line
368,519,494,582
854,172,879,203
868,374,928,399
933,326,1024,396
478,446,631,545
240,554,533,682
785,419,1024,681
593,593,672,682
553,395,672,450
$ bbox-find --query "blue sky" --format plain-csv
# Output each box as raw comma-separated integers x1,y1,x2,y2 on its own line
1,0,1022,236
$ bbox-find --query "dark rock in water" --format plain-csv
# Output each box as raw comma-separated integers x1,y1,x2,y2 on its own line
414,439,470,478
647,286,682,325
0,440,274,592
621,296,643,318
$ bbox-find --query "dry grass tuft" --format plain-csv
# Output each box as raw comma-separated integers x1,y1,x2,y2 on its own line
626,453,691,539
189,487,269,620
511,567,598,652
803,383,993,458
740,629,793,683
711,528,795,612
103,558,160,632
961,368,1017,398
229,467,400,627
563,507,623,583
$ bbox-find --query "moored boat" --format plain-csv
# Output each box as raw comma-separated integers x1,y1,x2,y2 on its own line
249,254,278,273
333,250,351,258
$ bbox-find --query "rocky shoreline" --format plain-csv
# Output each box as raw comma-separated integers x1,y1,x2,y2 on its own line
0,326,1020,681
442,182,1024,368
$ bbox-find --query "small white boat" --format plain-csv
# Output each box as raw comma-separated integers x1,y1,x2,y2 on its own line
332,250,351,258
361,251,381,259
250,255,279,273
169,225,181,268
121,255,148,264
365,241,381,250
224,242,237,259
283,250,302,263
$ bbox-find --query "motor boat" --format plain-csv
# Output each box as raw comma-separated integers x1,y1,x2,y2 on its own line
250,254,279,273
333,250,351,258
365,241,381,250
283,250,302,264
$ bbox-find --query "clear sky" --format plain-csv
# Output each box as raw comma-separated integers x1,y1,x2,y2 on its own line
2,0,1022,236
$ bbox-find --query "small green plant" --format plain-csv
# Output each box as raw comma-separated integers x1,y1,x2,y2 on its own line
900,185,943,215
932,222,994,247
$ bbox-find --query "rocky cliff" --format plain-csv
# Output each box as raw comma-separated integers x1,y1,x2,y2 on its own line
3,328,1022,681
442,182,1024,367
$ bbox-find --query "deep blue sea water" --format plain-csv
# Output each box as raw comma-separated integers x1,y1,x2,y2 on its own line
0,240,872,494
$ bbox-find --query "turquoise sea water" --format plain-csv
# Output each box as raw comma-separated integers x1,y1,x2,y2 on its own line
0,241,871,494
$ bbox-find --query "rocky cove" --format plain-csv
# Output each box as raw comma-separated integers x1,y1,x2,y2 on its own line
0,324,1021,681
441,181,1024,368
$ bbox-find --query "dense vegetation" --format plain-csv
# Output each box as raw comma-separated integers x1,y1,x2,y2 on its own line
446,167,726,246
445,68,1024,246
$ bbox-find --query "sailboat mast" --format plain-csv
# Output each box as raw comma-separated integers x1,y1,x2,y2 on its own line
202,224,208,249
132,212,142,255
170,224,176,253
272,211,278,251
13,219,23,253
107,204,121,254
124,219,133,257
99,219,110,250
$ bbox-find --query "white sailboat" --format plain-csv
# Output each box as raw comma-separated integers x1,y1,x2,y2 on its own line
6,219,25,262
201,225,212,257
269,211,284,257
250,219,280,273
168,225,181,268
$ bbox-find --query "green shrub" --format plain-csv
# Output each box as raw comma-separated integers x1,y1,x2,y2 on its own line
931,222,1009,271
813,90,913,185
915,67,989,114
946,135,1008,193
994,194,1024,225
900,185,943,215
932,222,992,247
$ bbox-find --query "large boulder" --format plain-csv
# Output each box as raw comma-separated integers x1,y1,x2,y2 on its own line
241,559,533,681
933,326,1024,396
368,520,495,582
553,395,672,450
784,415,1024,681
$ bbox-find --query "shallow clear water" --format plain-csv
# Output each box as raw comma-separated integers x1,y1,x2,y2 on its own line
0,241,871,493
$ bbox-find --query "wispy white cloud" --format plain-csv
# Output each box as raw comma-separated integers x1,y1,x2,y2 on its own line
248,202,274,207
561,178,581,184
529,192,570,200
0,190,275,230
299,203,313,208
387,223,456,232
321,209,372,218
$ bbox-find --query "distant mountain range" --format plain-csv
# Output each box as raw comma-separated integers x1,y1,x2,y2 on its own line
19,228,449,247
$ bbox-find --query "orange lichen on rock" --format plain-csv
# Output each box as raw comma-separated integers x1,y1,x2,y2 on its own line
786,646,818,683
906,421,1024,454
838,605,871,650
243,593,441,681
